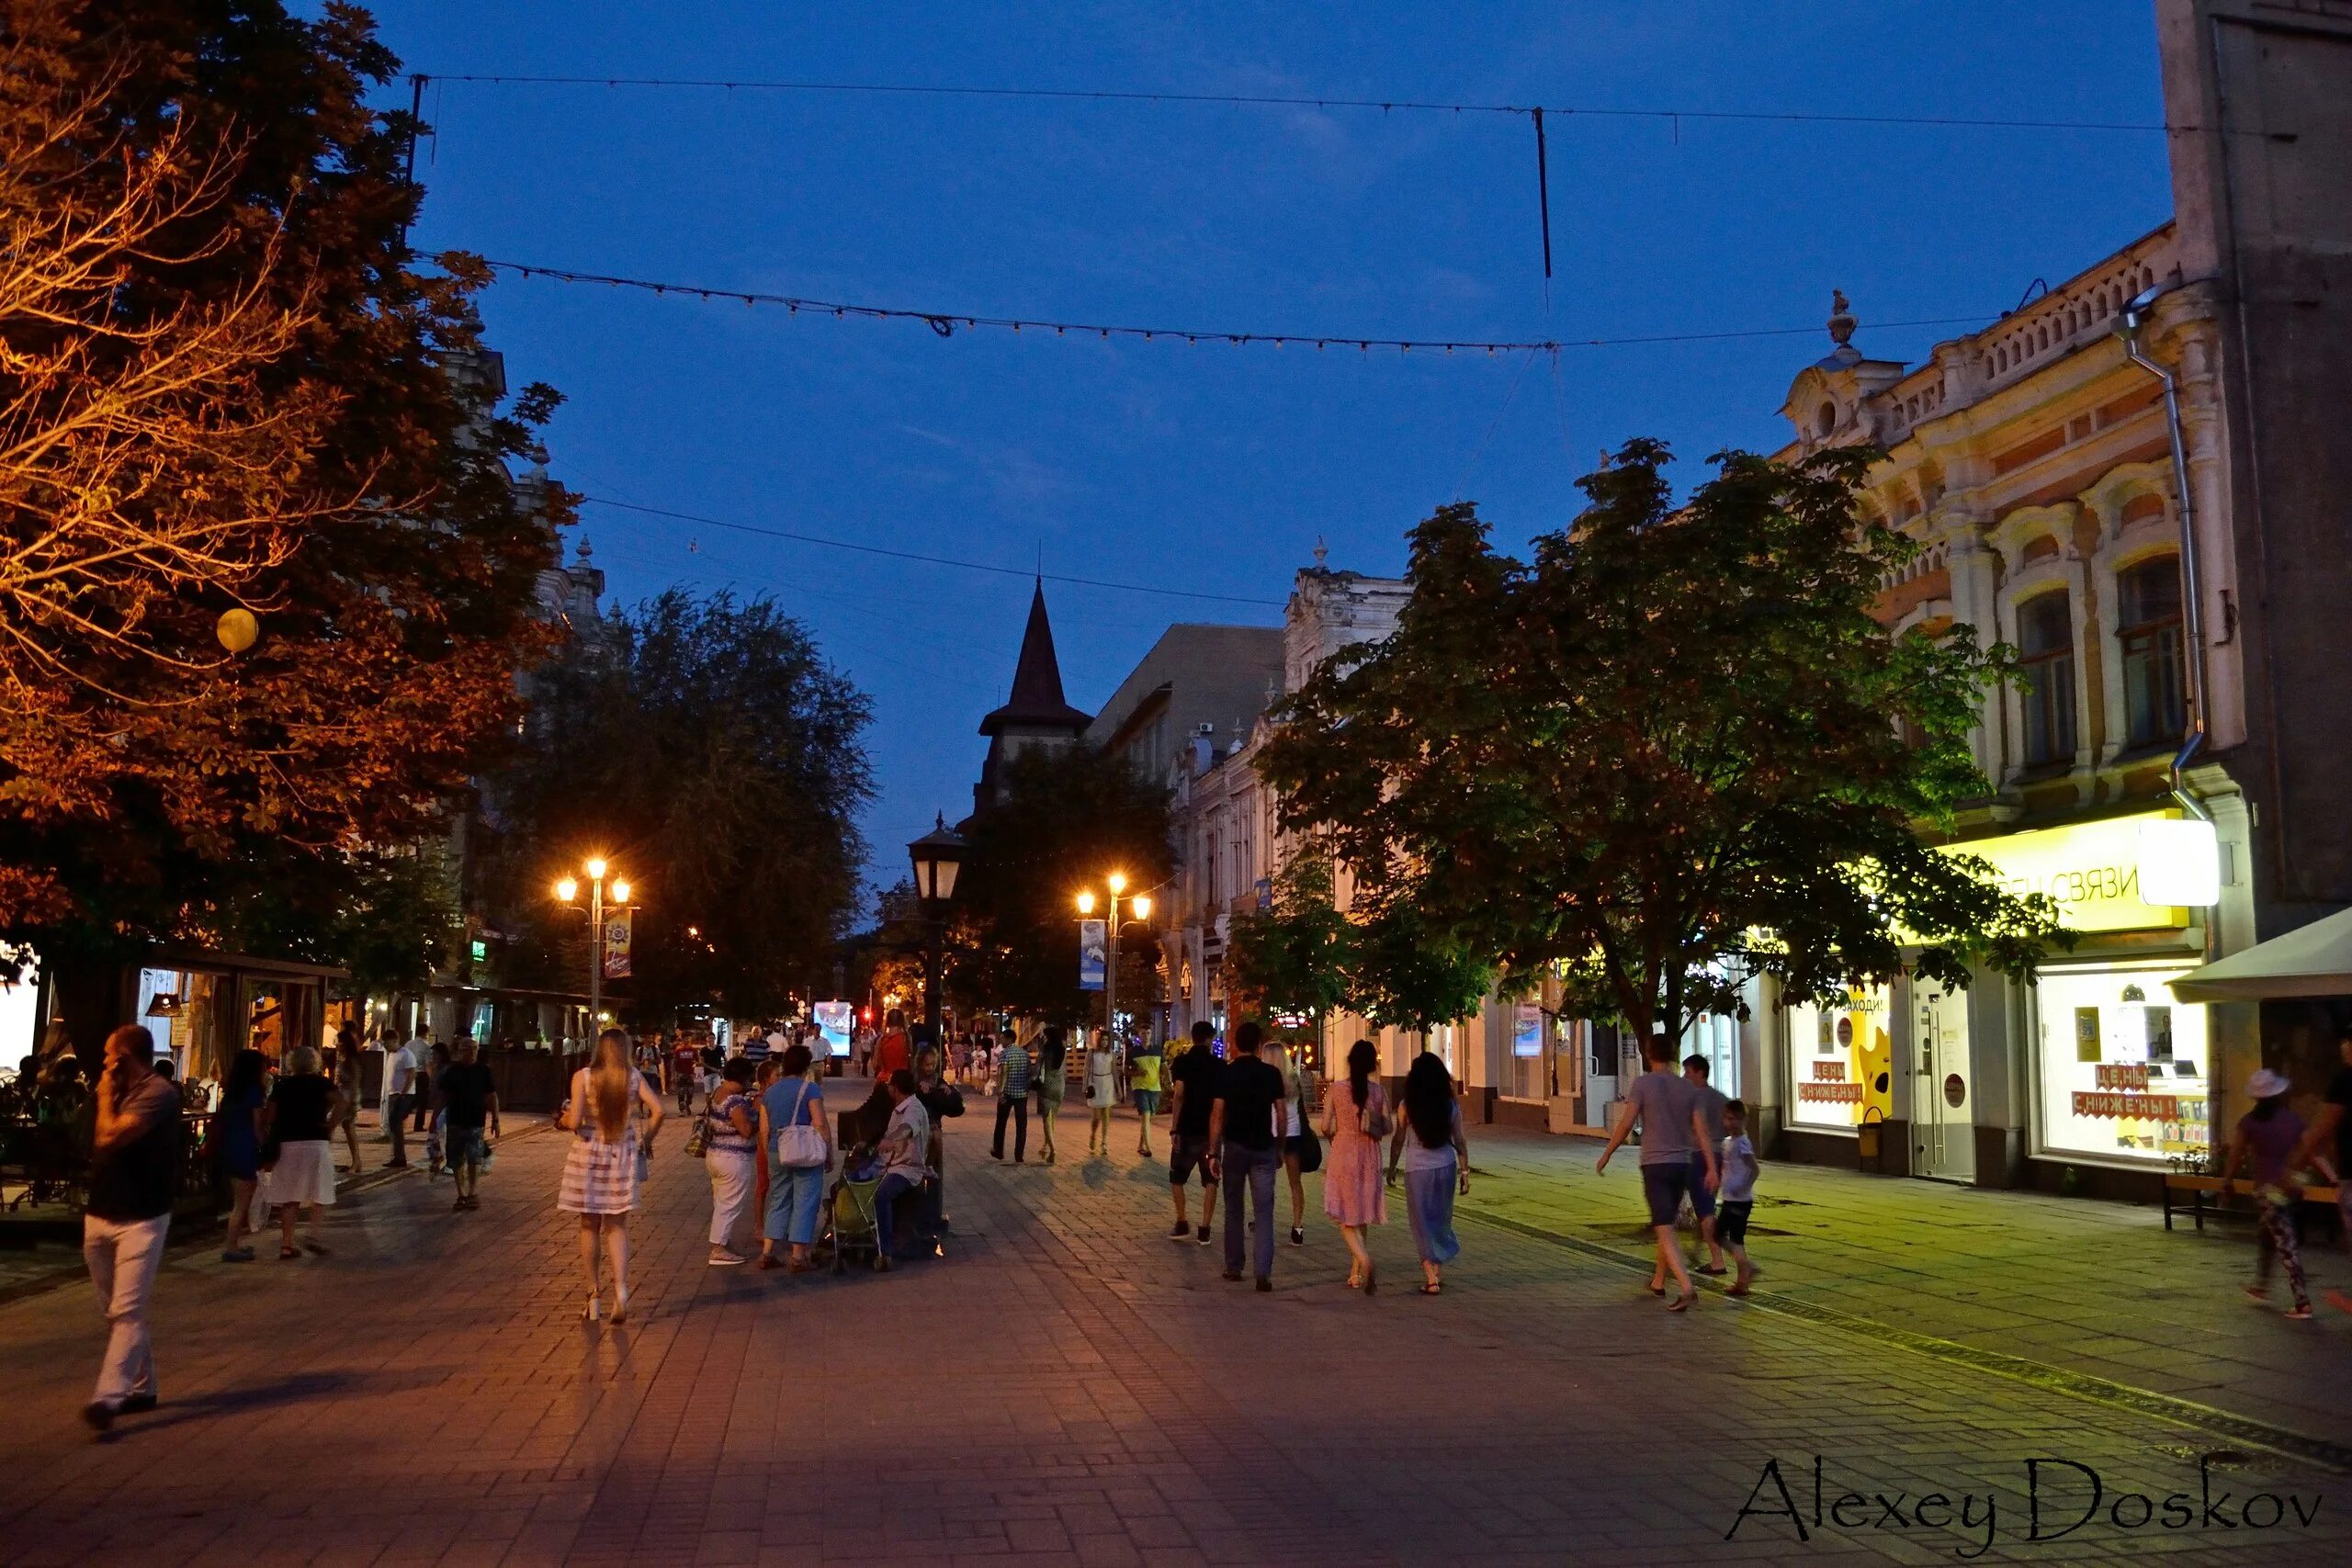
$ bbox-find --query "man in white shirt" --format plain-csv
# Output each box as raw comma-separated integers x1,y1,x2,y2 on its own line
381,1032,424,1167
871,1070,931,1272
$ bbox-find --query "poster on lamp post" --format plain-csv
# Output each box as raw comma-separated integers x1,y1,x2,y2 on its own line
1078,919,1107,991
602,909,633,979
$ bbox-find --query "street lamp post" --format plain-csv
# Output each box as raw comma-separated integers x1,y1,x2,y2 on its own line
906,815,967,1040
1076,875,1152,1045
555,857,633,1040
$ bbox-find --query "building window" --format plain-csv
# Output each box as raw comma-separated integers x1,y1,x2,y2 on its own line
2032,963,2209,1164
2016,590,2076,768
2117,557,2187,749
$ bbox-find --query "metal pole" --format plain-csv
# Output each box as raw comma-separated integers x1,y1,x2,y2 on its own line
589,877,604,1032
1106,890,1120,1045
923,913,943,1038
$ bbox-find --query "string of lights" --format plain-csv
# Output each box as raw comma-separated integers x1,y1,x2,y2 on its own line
581,496,1288,607
424,72,2201,135
484,261,1996,356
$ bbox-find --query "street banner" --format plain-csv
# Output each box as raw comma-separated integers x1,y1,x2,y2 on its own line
603,909,633,979
1513,1002,1544,1058
1079,919,1107,991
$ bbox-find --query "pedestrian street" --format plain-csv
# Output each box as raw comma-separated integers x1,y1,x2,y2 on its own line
5,1092,2349,1567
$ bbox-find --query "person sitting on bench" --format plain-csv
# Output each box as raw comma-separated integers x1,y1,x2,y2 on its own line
871,1070,932,1272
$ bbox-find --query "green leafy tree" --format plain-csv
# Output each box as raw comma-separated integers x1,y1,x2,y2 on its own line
1223,845,1355,1031
1260,442,2071,1045
486,591,873,1021
949,744,1173,1023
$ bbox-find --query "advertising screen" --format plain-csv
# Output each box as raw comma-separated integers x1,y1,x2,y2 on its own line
813,1001,854,1057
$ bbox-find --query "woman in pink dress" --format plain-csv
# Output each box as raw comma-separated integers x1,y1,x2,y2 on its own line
1320,1038,1389,1293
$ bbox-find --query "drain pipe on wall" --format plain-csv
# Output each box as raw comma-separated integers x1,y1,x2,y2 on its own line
2116,285,2213,825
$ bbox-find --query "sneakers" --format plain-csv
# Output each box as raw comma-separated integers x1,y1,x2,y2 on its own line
2286,1303,2315,1321
1255,1277,1272,1293
1169,1221,1193,1242
1288,1226,1304,1247
709,1249,747,1267
1195,1226,1212,1247
1222,1269,1244,1282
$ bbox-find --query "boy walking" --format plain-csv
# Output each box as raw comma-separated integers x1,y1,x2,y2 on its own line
1717,1100,1760,1296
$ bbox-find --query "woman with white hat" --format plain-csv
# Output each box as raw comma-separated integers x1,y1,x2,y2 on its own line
2222,1067,2312,1321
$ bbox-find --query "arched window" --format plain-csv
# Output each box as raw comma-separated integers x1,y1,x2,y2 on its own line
2118,556,2187,748
2017,591,2076,768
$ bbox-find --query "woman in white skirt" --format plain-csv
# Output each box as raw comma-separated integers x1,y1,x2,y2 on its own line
258,1045,346,1259
1085,1030,1121,1156
559,1027,665,1322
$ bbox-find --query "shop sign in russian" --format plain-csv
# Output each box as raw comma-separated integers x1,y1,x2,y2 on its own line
1939,812,2188,934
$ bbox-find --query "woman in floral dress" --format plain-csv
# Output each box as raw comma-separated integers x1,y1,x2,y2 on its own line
1320,1038,1389,1293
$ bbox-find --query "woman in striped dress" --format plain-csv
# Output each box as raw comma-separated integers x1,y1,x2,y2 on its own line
559,1028,666,1322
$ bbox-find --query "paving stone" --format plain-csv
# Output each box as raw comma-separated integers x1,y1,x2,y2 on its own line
0,1094,2347,1566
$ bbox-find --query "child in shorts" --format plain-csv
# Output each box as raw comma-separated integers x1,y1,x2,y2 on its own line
1718,1099,1760,1296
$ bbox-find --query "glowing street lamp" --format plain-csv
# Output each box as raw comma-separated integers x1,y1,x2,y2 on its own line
1075,874,1156,1044
555,857,635,1037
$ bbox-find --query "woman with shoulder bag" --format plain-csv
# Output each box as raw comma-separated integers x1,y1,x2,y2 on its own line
1319,1038,1389,1293
1277,1038,1321,1248
757,1043,832,1272
702,1058,758,1265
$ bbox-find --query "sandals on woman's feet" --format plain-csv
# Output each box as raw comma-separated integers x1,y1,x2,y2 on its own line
1419,1281,1443,1295
1667,1291,1696,1313
277,1246,300,1260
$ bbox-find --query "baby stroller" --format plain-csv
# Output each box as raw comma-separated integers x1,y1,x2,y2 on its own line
825,1159,884,1273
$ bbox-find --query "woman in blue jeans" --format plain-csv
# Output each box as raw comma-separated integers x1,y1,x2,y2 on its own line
757,1043,832,1271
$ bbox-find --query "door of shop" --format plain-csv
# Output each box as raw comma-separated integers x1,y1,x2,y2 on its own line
1913,981,1975,1181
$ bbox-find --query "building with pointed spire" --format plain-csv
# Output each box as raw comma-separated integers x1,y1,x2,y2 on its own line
972,581,1094,818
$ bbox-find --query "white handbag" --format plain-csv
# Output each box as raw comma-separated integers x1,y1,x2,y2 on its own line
774,1081,828,1168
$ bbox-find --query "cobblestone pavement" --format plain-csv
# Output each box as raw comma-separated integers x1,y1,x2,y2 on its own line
2,1089,2348,1567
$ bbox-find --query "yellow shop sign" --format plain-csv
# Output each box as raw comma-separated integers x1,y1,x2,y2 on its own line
1938,812,2188,934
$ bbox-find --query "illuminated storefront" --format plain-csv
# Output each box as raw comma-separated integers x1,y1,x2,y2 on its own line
1783,986,1894,1133
2031,960,2211,1162
1772,809,2211,1187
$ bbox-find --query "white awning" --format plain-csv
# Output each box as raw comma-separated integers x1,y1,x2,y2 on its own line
2167,907,2352,1003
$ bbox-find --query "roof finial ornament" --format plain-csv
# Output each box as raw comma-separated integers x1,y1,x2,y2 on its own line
1827,288,1857,349
1313,536,1328,569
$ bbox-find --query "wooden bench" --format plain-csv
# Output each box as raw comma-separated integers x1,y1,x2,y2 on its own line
2164,1171,2342,1233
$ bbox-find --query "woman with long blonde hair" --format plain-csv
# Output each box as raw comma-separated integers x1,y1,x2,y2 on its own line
558,1027,665,1322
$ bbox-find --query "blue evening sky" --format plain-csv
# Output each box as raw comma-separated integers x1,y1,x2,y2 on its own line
359,2,2175,893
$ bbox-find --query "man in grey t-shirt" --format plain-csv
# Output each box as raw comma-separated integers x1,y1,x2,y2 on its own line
1596,1033,1718,1309
1683,1055,1731,1278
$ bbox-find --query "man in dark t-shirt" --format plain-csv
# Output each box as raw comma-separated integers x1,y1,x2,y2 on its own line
1208,1021,1286,1290
1164,1022,1222,1246
436,1041,500,1212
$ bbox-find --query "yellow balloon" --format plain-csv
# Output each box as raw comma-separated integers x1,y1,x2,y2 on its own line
216,607,259,654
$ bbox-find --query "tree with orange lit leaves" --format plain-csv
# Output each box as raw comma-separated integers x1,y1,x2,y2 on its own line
0,2,567,962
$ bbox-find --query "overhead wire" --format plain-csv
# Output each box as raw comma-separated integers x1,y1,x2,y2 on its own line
579,496,1286,607
482,261,1998,356
420,72,2207,135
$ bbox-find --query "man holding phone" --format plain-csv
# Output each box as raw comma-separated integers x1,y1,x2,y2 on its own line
81,1024,181,1433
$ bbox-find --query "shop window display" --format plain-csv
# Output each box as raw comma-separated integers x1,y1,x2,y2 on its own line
1784,987,1893,1131
2033,963,2208,1162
